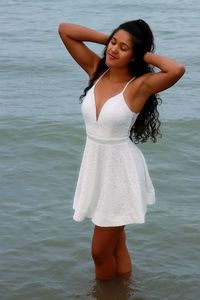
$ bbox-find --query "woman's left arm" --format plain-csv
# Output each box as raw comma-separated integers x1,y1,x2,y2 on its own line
142,52,185,96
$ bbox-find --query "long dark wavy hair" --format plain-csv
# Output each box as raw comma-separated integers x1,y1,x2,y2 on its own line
80,19,162,143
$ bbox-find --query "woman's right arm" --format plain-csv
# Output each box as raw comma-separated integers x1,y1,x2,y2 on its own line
58,23,109,77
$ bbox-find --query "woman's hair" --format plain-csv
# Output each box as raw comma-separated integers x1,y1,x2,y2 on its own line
80,19,162,143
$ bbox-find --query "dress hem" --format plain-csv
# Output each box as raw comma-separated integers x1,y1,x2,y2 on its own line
73,202,155,227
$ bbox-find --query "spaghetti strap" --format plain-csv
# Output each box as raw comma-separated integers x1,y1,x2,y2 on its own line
94,68,109,86
122,76,136,93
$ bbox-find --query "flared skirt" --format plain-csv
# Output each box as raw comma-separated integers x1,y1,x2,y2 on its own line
73,137,155,227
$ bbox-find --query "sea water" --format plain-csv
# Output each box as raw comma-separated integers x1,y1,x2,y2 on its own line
1,0,200,299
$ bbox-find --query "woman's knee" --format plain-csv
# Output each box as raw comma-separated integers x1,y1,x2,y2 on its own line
91,245,110,264
91,225,124,263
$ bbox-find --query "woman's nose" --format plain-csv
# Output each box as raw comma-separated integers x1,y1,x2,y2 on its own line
111,44,118,53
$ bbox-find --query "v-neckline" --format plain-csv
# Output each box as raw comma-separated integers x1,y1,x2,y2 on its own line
93,69,135,122
93,87,122,122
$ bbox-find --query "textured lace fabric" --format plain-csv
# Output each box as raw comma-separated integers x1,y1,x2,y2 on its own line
73,70,155,226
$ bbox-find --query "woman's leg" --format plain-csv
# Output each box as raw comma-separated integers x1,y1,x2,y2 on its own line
114,227,132,277
91,225,124,280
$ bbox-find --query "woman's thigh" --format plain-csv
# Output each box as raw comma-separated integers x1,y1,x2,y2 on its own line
91,225,124,257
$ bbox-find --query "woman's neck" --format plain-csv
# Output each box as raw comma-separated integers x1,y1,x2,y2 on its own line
107,67,132,83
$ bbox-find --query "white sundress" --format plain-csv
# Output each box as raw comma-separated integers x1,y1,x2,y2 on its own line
73,69,155,227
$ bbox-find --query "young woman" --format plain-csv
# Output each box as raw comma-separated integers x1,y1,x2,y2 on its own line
58,19,185,280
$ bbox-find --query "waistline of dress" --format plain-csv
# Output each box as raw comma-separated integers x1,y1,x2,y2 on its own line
86,133,129,145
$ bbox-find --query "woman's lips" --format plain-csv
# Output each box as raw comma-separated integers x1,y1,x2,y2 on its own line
107,52,118,59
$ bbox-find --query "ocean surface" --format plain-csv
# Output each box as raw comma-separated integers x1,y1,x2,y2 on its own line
1,0,200,299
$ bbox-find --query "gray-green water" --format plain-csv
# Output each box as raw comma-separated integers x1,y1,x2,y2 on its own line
1,0,200,299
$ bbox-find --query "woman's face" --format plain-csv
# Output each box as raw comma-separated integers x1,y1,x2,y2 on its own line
105,29,134,68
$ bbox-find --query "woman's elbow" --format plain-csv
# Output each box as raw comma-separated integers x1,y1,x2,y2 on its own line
175,64,186,79
58,23,71,37
58,23,66,36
